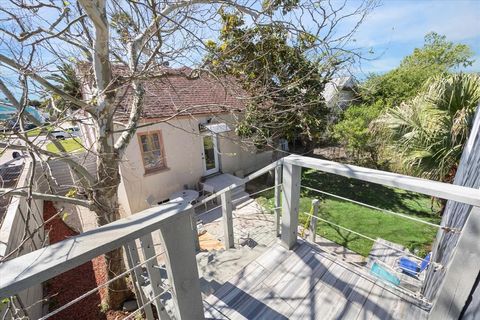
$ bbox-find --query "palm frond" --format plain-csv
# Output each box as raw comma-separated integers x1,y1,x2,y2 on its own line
378,73,480,181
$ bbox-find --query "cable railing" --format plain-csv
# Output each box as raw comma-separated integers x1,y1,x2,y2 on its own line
39,246,169,320
278,155,480,310
0,201,205,320
189,155,479,307
300,185,447,261
2,155,480,319
195,185,280,218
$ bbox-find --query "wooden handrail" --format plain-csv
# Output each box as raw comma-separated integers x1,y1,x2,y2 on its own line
283,155,480,207
0,201,192,298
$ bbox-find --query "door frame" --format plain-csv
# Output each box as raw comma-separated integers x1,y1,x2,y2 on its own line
201,132,219,176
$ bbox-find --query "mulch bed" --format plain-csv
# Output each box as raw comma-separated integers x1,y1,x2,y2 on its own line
43,201,125,320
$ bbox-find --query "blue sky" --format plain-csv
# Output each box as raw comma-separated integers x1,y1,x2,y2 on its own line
353,0,480,76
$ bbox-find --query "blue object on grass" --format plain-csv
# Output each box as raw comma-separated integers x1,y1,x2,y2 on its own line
370,262,401,286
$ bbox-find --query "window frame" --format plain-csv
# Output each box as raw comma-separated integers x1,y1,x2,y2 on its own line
137,130,168,174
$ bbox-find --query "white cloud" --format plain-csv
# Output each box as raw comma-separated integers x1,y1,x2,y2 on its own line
364,57,401,73
352,0,480,47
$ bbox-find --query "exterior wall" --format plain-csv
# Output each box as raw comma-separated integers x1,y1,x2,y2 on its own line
462,278,480,319
0,161,44,320
423,107,480,302
118,114,271,215
217,129,273,176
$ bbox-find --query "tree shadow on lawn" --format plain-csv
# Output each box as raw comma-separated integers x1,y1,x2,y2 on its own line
301,170,439,219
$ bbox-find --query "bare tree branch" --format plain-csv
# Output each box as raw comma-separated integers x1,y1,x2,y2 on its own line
0,188,94,208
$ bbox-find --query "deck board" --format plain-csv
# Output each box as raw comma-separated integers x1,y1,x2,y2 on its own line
204,241,429,320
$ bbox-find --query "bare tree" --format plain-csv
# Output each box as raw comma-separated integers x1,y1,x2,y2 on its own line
0,0,377,311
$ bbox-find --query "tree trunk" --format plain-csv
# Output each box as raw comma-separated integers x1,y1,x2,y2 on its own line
103,247,131,310
92,132,132,310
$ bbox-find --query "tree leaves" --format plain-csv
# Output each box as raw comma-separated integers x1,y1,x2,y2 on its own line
334,33,475,166
205,9,329,145
379,73,480,181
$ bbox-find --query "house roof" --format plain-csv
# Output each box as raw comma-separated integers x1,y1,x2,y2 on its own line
321,76,357,104
78,64,247,121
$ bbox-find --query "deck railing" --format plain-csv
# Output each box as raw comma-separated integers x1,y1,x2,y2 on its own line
1,155,480,320
193,155,480,319
0,201,204,320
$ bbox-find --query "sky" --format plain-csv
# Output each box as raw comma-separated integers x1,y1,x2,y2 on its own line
1,0,479,100
352,0,480,76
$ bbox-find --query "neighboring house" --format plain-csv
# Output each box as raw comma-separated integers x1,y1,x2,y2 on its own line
80,68,272,215
322,76,358,121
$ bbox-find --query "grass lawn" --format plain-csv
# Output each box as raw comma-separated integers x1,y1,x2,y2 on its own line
252,169,441,257
46,138,84,154
26,125,54,137
26,127,43,137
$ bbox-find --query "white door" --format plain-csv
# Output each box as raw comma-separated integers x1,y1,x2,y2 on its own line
202,133,219,176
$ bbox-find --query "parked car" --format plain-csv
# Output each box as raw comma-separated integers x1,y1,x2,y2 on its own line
67,127,81,136
51,127,80,139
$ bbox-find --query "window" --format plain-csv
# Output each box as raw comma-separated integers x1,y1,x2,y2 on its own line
137,131,167,174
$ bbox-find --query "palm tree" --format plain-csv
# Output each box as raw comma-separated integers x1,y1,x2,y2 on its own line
379,73,480,182
45,63,82,119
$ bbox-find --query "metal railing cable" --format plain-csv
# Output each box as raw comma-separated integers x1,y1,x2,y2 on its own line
123,286,173,320
39,247,167,320
195,203,223,220
301,211,429,263
231,185,279,204
192,161,281,209
301,185,458,232
195,185,279,220
297,232,431,304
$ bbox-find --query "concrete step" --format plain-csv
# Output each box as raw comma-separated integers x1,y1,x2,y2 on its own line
203,173,245,194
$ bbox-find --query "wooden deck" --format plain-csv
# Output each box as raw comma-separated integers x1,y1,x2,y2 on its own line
204,240,429,320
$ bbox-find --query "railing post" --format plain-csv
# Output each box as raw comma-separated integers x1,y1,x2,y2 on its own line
190,214,201,251
124,241,155,320
274,164,282,237
309,199,320,243
280,161,301,249
429,207,480,320
139,234,170,319
221,189,235,249
158,207,205,320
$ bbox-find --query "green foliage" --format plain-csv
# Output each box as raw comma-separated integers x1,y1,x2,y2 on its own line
262,0,300,14
379,73,480,181
46,138,84,154
362,33,474,108
333,101,384,166
402,32,474,70
205,8,330,144
46,63,82,116
334,32,475,165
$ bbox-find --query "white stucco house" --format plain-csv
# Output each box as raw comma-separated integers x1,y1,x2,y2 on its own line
80,68,272,215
